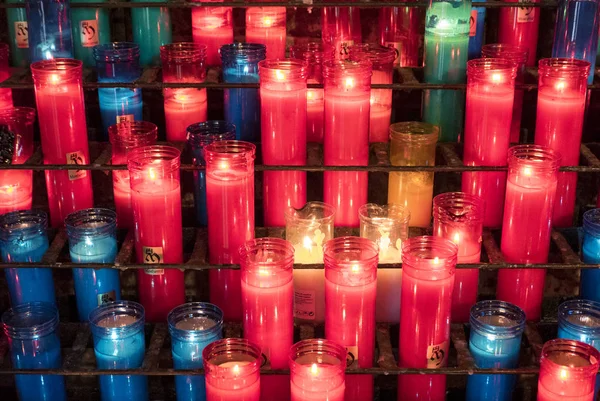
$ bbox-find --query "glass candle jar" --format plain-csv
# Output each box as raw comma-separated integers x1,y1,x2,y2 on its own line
127,145,185,322
465,300,526,401
187,121,236,226
289,339,347,401
26,0,73,62
359,203,410,323
71,0,110,67
160,43,208,142
65,208,121,322
324,236,378,401
89,301,148,401
205,140,256,321
192,4,232,66
31,58,94,227
321,6,362,59
221,43,266,142
398,236,458,401
2,302,66,401
581,209,600,302
468,5,486,60
323,59,372,227
497,145,561,321
534,59,589,227
202,338,262,401
0,43,13,110
433,192,484,323
498,0,540,67
6,0,29,67
168,302,224,401
378,5,423,67
131,0,171,66
260,59,308,227
0,210,55,306
246,7,287,60
0,107,35,214
388,121,439,228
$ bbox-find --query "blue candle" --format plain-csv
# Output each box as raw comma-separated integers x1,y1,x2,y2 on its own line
2,302,67,401
468,5,486,59
89,301,148,401
466,300,526,401
71,0,111,68
94,43,143,138
6,0,29,67
581,209,600,302
221,43,266,142
0,210,55,306
25,0,73,62
131,0,172,66
168,302,224,401
65,208,121,322
187,121,237,226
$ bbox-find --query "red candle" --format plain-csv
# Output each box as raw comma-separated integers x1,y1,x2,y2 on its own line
398,236,457,401
240,237,294,400
192,5,233,66
0,44,13,110
127,145,185,322
246,7,286,60
462,58,516,227
534,59,589,227
538,339,600,401
497,145,560,321
322,7,362,59
324,236,378,401
498,0,540,67
108,121,158,229
323,59,371,227
31,59,94,227
433,192,484,323
205,141,256,321
378,5,423,67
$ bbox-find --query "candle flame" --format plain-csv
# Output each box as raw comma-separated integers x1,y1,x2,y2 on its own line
491,73,502,84
345,77,354,90
275,69,285,81
555,81,566,92
307,90,314,100
148,168,157,181
523,167,532,177
49,74,60,85
452,232,460,245
559,368,568,380
351,264,360,273
310,363,319,376
433,257,440,265
303,236,313,250
259,269,270,276
218,161,229,170
262,16,273,27
233,364,240,375
379,233,391,251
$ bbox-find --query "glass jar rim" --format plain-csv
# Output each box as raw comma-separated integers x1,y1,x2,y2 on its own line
167,302,224,340
348,43,397,66
0,209,48,241
89,300,145,337
220,43,266,62
204,140,256,159
467,58,517,79
239,237,295,274
0,107,36,123
258,58,308,79
65,208,117,238
389,122,439,143
127,145,181,171
538,58,590,79
481,43,529,64
541,339,600,374
358,203,411,226
187,121,237,148
109,121,158,148
323,236,379,268
583,209,600,237
31,58,83,74
160,42,207,63
2,302,59,340
323,59,372,79
507,145,561,171
290,42,335,64
558,299,600,335
433,192,485,224
284,201,336,224
289,338,348,366
93,42,140,62
202,338,263,374
470,300,526,338
401,236,458,270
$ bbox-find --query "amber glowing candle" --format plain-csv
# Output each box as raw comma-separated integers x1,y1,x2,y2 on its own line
246,7,286,59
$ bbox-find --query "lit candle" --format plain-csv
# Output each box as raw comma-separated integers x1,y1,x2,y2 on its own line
192,6,233,66
321,7,362,59
127,145,185,322
498,0,540,67
497,145,560,321
398,236,457,401
534,58,589,227
462,58,516,227
246,7,287,59
26,0,73,62
31,58,94,227
205,141,256,321
359,203,410,323
324,236,378,401
378,6,423,67
581,209,600,302
0,44,13,110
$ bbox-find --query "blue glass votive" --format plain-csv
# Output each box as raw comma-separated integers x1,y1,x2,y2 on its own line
65,208,121,322
187,121,237,226
168,302,224,401
221,43,266,142
468,5,486,60
131,0,172,66
25,0,73,62
466,300,526,401
94,43,143,137
71,0,111,67
581,209,600,302
0,210,55,306
2,302,67,401
89,301,149,401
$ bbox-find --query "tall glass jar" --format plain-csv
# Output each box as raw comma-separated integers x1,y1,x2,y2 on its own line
581,209,600,302
388,122,439,228
0,43,13,110
71,0,110,67
26,0,73,62
498,0,540,66
246,7,287,60
131,0,171,66
192,4,232,66
321,6,361,59
65,208,121,322
379,4,423,67
468,5,486,59
6,0,29,67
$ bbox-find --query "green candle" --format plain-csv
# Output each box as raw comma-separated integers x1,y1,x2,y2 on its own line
71,0,111,67
131,0,172,66
6,0,29,67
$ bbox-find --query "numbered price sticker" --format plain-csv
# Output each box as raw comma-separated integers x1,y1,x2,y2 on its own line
66,151,87,181
80,20,100,48
426,341,449,369
14,21,28,49
517,4,535,23
116,114,134,125
143,246,164,275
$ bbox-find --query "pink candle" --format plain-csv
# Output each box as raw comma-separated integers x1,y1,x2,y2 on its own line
534,58,589,227
323,59,371,227
322,7,362,59
260,59,308,227
128,145,185,322
31,59,94,227
289,339,347,401
433,192,484,323
0,44,13,110
378,5,423,67
538,339,600,401
203,338,262,401
497,145,560,321
462,58,516,227
324,236,378,401
192,6,233,66
498,0,540,67
246,7,286,60
240,237,294,400
108,121,157,229
398,236,457,401
205,141,256,321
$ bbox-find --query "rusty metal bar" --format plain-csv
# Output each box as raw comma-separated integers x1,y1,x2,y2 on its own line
439,143,464,168
142,325,168,371
581,144,600,167
62,325,91,369
524,322,544,362
551,230,581,265
482,229,505,264
450,324,475,370
114,230,135,266
41,231,67,264
376,323,397,370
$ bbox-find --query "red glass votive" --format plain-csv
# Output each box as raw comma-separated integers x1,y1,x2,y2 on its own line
127,145,185,322
534,58,589,227
205,141,256,321
497,145,561,321
398,236,458,401
322,7,362,59
498,0,540,67
538,339,600,401
108,121,158,229
192,3,233,67
0,44,13,110
324,236,378,401
378,5,423,67
246,7,286,60
433,192,484,323
31,58,94,227
462,58,516,227
160,43,208,142
260,59,307,227
323,59,372,227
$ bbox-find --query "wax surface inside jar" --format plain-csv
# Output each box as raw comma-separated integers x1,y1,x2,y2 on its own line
192,7,233,66
498,0,540,66
165,89,208,141
388,171,434,227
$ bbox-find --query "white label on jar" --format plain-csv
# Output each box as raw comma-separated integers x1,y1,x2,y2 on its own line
294,290,315,320
97,290,117,305
469,10,477,37
517,5,535,23
426,341,449,369
14,21,28,49
346,345,359,368
66,151,87,181
143,246,164,275
337,40,354,58
80,20,100,48
116,114,134,124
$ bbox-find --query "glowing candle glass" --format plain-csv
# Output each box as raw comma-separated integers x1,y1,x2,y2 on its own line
581,209,600,302
498,0,540,67
378,4,423,67
322,6,362,59
6,0,29,67
131,0,171,66
71,0,110,67
26,0,73,62
0,44,13,110
192,5,233,66
246,7,286,60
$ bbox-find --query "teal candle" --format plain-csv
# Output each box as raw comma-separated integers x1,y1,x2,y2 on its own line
6,0,29,67
71,0,111,67
131,0,172,66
